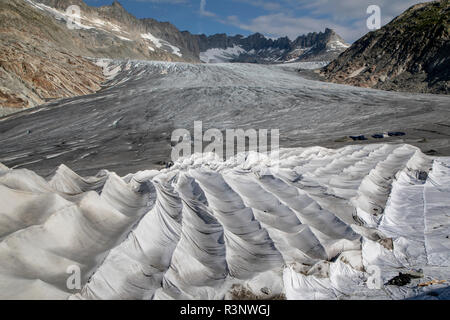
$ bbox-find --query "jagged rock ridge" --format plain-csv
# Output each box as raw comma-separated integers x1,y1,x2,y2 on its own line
197,28,349,64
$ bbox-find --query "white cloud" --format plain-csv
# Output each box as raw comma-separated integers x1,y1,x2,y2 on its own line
199,0,216,17
224,13,361,41
232,0,282,11
226,0,434,42
136,0,188,3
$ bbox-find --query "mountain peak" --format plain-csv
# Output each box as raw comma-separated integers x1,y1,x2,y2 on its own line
252,32,265,38
112,0,123,8
109,0,127,12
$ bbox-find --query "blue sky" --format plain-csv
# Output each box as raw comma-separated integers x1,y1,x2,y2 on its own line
84,0,431,42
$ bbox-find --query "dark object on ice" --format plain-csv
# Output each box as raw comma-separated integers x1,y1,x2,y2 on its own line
386,272,423,286
157,161,174,168
388,132,406,137
372,134,384,139
417,171,428,181
350,135,368,141
165,161,174,168
425,149,438,155
26,130,32,135
260,287,271,295
386,273,413,286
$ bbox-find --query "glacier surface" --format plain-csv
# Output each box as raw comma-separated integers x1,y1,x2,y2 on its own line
1,60,450,177
0,144,449,300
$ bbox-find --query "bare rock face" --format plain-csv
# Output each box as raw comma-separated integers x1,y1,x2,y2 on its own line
321,0,450,94
0,44,104,110
0,0,105,111
26,0,196,62
287,28,350,62
0,0,193,113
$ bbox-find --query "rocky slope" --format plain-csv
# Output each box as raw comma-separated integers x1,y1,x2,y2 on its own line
26,0,197,62
321,0,450,94
0,0,108,113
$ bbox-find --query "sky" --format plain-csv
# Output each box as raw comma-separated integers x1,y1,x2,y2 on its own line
84,0,432,43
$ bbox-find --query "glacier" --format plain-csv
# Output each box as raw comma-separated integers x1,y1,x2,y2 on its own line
1,59,450,177
1,59,449,300
0,144,449,300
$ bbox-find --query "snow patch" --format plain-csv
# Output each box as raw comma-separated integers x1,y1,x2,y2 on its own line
141,33,182,57
26,0,93,30
200,45,246,63
327,40,350,51
116,35,132,41
94,59,122,80
279,61,330,69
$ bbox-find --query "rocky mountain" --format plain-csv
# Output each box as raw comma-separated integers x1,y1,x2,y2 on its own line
321,0,450,94
26,0,349,65
196,28,349,64
0,0,198,113
26,0,198,61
